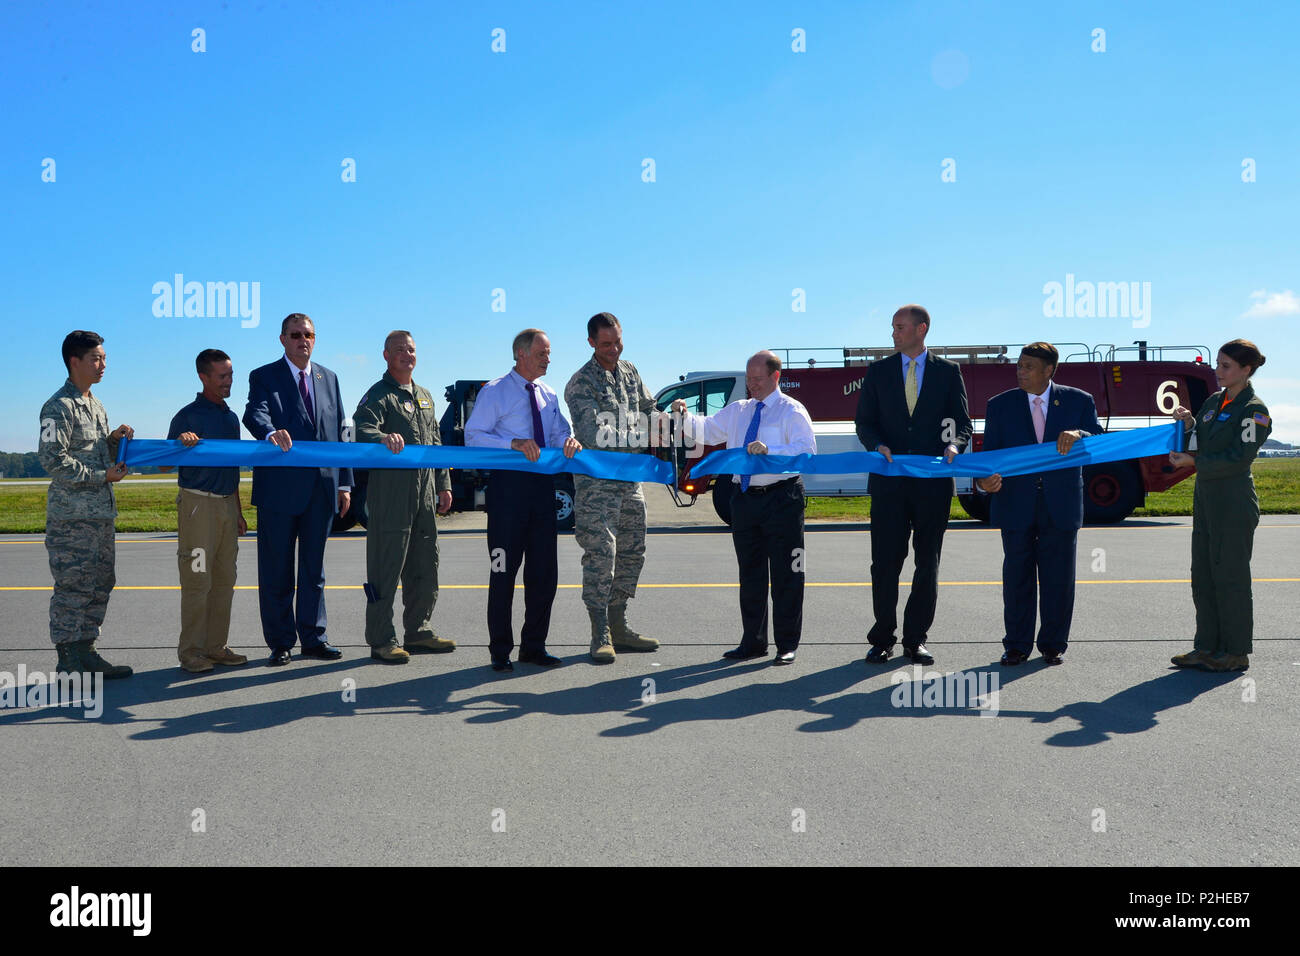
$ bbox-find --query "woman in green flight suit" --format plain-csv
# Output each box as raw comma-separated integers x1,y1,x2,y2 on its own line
1168,339,1271,672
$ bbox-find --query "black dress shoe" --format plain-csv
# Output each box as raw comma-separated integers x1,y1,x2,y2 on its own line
518,649,562,667
1041,651,1065,666
300,641,342,660
773,650,797,665
904,644,934,665
1000,649,1029,666
865,645,893,664
267,649,291,666
722,645,768,661
491,658,514,672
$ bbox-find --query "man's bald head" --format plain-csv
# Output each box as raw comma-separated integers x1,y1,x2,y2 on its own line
745,350,782,400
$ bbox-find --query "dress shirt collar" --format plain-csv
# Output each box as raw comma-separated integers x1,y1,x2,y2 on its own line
1026,381,1052,405
284,354,312,379
508,367,545,391
901,349,927,369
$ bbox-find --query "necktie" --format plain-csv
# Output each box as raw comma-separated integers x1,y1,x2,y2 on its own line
1032,396,1046,444
299,370,315,427
526,383,546,445
905,359,918,415
739,400,763,492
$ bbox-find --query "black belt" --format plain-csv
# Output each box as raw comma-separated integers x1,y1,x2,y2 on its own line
740,476,799,495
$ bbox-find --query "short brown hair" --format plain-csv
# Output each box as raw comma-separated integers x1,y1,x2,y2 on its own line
893,304,930,328
587,312,621,339
384,330,414,352
1219,339,1266,376
1020,341,1059,374
281,312,313,334
512,328,546,361
749,350,782,375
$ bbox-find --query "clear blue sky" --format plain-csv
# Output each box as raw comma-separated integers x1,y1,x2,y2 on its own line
3,0,1297,452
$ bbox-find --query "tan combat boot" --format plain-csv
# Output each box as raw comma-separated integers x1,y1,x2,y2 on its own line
404,633,456,654
371,644,410,664
609,602,658,652
589,608,616,664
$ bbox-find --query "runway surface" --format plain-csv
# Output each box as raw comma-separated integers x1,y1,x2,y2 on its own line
2,511,1297,866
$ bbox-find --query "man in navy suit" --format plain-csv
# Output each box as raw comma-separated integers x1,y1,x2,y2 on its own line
976,342,1104,666
243,312,353,666
855,305,972,665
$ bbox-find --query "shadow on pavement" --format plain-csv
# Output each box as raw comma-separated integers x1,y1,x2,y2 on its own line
0,653,1239,747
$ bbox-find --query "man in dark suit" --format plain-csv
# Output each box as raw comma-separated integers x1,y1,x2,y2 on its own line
243,312,352,666
855,305,972,665
976,342,1104,666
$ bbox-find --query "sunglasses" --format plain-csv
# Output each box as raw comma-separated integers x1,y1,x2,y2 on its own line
287,331,315,340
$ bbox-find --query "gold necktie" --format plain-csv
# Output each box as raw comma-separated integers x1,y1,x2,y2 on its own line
905,360,918,415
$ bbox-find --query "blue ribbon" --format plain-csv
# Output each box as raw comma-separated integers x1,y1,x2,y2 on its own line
692,423,1182,479
119,438,673,483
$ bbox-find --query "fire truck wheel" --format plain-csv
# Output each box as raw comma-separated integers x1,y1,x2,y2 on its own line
554,479,576,532
712,479,736,526
1083,463,1141,523
957,493,990,523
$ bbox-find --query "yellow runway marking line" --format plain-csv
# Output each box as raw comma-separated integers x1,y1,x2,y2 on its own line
4,525,1300,544
3,578,1299,592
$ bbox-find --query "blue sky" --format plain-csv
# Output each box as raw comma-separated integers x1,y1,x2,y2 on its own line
3,0,1297,452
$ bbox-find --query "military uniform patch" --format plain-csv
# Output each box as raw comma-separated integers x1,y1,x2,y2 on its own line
1253,412,1271,427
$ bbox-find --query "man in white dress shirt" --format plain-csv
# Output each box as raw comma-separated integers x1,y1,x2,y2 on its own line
673,351,816,664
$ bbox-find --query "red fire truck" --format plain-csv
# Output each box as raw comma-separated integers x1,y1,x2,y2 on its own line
653,342,1217,524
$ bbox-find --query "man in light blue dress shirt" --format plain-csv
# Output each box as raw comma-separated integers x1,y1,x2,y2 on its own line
465,329,581,672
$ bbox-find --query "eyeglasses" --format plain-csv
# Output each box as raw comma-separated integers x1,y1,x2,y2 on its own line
288,331,315,340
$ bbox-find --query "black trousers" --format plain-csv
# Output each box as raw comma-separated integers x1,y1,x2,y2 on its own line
731,477,805,653
1001,487,1078,655
867,477,951,649
485,470,558,660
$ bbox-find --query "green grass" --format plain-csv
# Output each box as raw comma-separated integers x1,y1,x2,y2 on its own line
0,476,256,533
4,462,1297,532
801,458,1300,522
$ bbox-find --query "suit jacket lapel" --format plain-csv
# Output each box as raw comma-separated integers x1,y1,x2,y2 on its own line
885,353,907,418
912,352,939,422
1040,386,1061,442
1017,390,1038,444
312,369,326,439
279,360,307,428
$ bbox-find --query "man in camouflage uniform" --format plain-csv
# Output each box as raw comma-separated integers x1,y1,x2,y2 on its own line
564,312,660,663
38,331,134,679
354,331,455,663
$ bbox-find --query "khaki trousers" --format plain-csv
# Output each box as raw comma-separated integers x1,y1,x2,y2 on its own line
177,488,239,664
